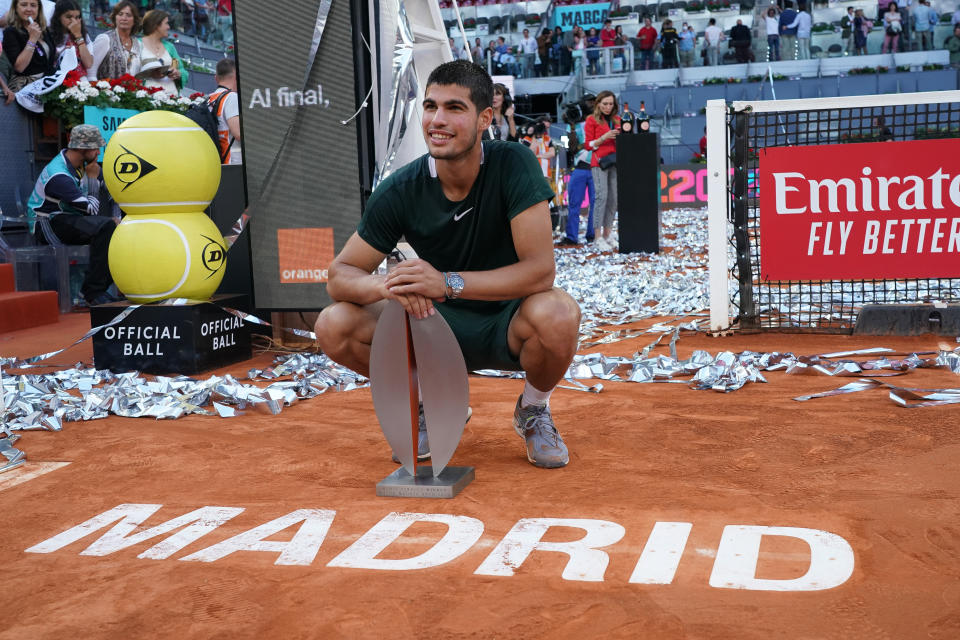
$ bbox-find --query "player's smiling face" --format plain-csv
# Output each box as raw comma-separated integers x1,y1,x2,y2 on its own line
421,84,490,161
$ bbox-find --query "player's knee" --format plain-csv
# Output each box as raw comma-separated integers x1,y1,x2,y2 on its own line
314,303,357,356
527,290,581,342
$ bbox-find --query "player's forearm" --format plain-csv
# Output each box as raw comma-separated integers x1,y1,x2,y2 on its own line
458,257,555,302
326,261,386,305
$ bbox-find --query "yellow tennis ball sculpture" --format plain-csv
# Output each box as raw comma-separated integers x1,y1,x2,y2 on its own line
103,110,221,214
104,110,227,302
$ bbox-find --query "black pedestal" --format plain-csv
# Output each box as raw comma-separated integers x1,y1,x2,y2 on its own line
90,294,252,374
616,133,661,254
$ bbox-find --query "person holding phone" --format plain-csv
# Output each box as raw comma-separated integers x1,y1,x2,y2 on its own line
583,90,620,251
2,0,55,92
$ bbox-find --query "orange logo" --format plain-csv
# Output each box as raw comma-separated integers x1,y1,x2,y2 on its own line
277,227,334,284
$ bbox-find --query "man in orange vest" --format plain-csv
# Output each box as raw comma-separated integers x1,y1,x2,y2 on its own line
208,58,241,164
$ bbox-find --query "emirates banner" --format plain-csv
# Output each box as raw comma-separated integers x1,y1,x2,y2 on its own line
760,139,960,281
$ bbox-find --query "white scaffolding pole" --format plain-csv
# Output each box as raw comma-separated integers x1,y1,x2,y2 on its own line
706,98,730,333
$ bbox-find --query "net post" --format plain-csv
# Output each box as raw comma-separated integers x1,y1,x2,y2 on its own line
706,99,730,333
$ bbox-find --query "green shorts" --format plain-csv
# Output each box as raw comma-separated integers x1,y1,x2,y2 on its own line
435,298,524,371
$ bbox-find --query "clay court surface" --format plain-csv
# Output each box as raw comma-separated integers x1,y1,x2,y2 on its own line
2,312,959,639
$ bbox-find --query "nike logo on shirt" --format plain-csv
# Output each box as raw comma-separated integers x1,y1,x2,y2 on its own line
453,207,473,221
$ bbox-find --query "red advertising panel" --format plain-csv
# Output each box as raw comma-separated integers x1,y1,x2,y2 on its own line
759,138,960,281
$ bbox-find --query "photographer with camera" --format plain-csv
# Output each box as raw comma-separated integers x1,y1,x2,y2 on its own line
483,82,517,142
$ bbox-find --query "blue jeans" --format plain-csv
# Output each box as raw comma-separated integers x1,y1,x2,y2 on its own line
767,34,780,61
565,168,595,242
638,48,654,69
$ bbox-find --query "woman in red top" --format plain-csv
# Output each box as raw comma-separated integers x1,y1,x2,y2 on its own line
583,90,620,251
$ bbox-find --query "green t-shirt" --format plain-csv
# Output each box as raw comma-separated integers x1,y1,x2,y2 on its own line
357,140,555,310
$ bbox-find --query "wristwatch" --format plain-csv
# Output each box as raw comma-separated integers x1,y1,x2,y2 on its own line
445,271,465,299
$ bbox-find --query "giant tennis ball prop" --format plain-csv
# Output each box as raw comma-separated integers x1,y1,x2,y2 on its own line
103,110,227,302
108,213,227,302
103,110,221,214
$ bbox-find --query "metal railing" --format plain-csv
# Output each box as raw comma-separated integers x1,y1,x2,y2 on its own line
580,44,634,77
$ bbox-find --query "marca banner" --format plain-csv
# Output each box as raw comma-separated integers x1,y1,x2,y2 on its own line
554,2,611,31
760,138,960,281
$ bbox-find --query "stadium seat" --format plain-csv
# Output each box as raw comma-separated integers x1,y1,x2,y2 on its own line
620,5,633,13
827,43,843,57
488,16,502,33
739,0,755,8
673,1,688,10
659,2,674,16
810,44,823,57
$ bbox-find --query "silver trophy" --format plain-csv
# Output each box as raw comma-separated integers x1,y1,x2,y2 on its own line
370,299,474,498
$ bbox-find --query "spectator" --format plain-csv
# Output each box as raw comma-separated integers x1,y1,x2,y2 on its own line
729,18,752,63
600,18,616,48
536,27,551,76
585,26,600,75
840,6,855,55
517,28,537,78
471,37,483,65
193,0,212,40
179,0,194,35
785,3,812,60
46,0,94,82
209,58,240,164
882,2,903,53
91,0,143,79
699,126,707,156
953,7,960,29
779,0,798,60
854,8,872,55
636,16,657,70
2,0,55,93
27,125,119,306
562,25,575,75
139,10,187,95
486,39,497,70
912,0,935,51
765,7,781,61
551,26,564,75
678,23,696,67
494,36,518,76
483,81,516,142
583,90,620,251
571,25,585,74
704,17,724,66
613,25,628,66
660,18,680,68
946,24,960,65
448,37,468,61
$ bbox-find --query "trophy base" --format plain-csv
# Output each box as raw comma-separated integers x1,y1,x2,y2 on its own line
376,465,475,499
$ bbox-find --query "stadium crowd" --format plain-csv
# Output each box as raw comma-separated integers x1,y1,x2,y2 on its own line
448,0,960,76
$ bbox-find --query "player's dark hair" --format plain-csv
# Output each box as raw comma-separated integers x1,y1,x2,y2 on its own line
426,60,493,113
